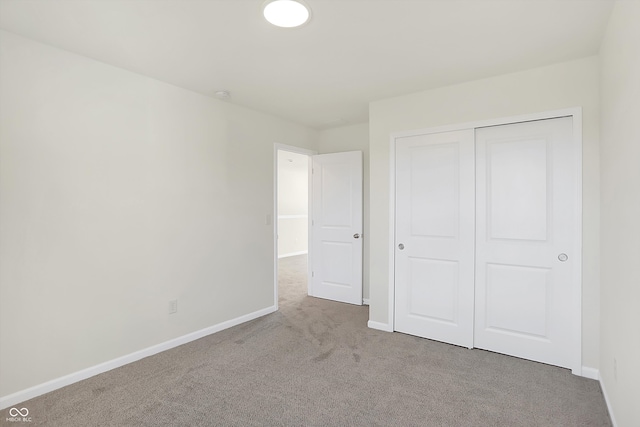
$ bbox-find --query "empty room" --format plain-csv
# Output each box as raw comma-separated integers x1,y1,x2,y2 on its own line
0,0,638,426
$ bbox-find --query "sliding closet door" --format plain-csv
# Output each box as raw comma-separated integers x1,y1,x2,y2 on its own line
474,117,576,369
394,130,475,348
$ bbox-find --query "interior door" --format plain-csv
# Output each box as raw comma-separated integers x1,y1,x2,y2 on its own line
310,151,363,305
394,130,476,348
474,117,576,369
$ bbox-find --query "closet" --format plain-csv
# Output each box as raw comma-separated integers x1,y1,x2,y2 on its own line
393,116,579,370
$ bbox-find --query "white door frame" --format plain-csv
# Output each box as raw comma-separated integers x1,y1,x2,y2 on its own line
273,143,317,311
387,107,583,375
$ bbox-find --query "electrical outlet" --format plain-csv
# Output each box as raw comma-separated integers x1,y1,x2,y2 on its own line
169,299,177,314
613,358,617,381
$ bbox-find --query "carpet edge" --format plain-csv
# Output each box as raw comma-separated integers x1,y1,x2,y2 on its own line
0,305,277,410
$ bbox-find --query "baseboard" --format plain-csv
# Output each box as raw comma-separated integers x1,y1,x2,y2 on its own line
579,367,618,426
0,305,277,410
362,298,370,306
599,374,618,427
367,320,393,332
581,366,599,380
277,250,308,259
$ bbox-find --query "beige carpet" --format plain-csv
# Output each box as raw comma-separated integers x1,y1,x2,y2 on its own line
2,254,611,426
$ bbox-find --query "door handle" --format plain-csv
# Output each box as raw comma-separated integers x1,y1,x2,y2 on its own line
558,253,568,262
353,233,360,239
398,243,405,250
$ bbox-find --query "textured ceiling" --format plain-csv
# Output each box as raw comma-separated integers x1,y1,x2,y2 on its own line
0,0,614,129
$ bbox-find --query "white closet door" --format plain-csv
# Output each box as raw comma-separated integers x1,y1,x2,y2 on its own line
394,130,475,348
474,117,576,369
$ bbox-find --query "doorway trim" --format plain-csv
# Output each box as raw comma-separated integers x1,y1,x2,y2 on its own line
387,107,583,375
273,144,317,311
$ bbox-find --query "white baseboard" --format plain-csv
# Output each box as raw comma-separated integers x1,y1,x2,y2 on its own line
579,367,617,426
581,366,599,380
277,250,308,259
367,320,393,332
599,374,618,427
362,298,370,306
0,305,277,410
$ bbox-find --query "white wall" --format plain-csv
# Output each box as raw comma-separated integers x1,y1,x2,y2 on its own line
277,150,308,257
599,1,640,425
318,123,370,300
369,57,601,369
0,31,317,398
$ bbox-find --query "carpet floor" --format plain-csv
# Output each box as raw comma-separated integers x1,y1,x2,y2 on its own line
2,254,611,426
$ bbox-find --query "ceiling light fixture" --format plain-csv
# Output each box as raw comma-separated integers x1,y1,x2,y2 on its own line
263,0,311,28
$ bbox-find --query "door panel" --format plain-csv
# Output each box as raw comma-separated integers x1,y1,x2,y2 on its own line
475,117,575,369
394,130,475,348
409,143,459,238
320,241,353,286
311,151,363,305
484,263,550,338
487,139,548,241
319,163,353,226
408,257,459,324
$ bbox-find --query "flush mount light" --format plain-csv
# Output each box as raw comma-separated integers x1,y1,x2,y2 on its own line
263,0,311,28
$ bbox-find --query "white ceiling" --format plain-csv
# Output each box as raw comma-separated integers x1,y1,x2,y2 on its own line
0,0,614,129
278,150,309,174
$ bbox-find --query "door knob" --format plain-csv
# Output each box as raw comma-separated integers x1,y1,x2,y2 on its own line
398,243,405,250
353,233,360,239
558,253,568,262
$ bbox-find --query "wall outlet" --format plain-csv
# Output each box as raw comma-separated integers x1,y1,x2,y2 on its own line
613,357,617,381
169,299,178,314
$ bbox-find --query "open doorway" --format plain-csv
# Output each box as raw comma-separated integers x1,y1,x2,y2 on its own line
275,146,315,309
